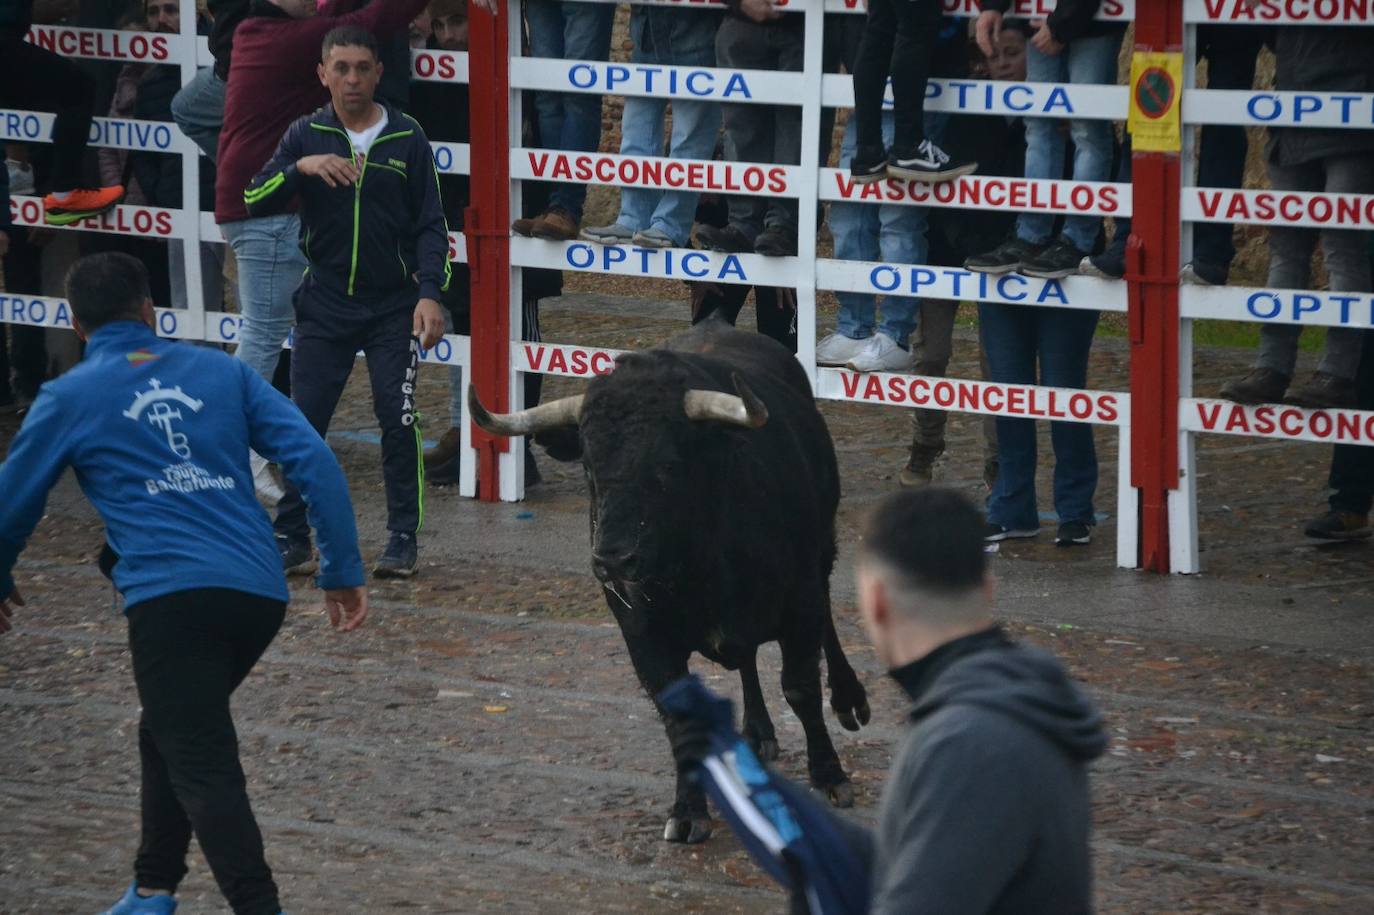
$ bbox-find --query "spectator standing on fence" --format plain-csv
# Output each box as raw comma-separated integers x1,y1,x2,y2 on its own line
819,16,969,375
0,252,368,915
580,5,723,250
244,25,448,578
847,0,974,185
1218,26,1374,410
510,0,614,241
667,488,1107,914
693,0,802,258
0,0,126,224
966,1,1125,279
1082,26,1269,286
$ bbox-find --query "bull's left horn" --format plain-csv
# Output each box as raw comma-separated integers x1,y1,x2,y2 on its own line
468,385,584,436
683,374,768,429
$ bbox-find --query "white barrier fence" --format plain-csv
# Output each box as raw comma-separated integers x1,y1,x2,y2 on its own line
5,1,1373,571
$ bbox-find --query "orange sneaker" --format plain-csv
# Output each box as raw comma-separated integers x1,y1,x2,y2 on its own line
44,185,124,226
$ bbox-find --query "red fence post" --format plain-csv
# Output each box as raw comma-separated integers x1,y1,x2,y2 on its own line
465,1,512,502
1127,0,1185,572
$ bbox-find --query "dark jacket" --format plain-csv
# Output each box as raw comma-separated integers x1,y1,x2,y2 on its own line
133,19,217,211
980,0,1122,44
840,627,1106,914
214,0,427,224
243,101,450,303
0,0,31,36
1268,27,1374,167
208,0,248,80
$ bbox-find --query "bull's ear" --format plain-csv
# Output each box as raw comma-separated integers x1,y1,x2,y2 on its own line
535,427,584,463
613,352,652,370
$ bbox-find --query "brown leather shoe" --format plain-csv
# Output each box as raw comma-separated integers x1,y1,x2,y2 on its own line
424,426,462,469
531,206,578,241
1284,371,1357,410
512,215,539,236
1218,368,1290,405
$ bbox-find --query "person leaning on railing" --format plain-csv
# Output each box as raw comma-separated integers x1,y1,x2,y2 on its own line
1218,23,1374,411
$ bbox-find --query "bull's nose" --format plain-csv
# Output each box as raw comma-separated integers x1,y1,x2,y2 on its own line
592,550,637,582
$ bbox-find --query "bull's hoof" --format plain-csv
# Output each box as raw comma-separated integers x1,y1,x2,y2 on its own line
749,737,780,763
826,779,855,809
664,815,713,844
834,699,872,732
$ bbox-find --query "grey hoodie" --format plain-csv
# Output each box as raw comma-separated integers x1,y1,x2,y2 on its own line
834,627,1107,915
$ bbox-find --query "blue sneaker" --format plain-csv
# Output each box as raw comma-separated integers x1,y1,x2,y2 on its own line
100,883,177,914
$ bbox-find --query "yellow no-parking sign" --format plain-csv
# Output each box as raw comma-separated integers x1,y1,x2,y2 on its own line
1128,52,1184,154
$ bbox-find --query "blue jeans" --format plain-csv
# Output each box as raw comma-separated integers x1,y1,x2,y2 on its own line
614,10,720,245
525,0,615,220
979,302,1100,530
1017,32,1122,252
829,113,942,344
170,67,226,162
221,214,306,381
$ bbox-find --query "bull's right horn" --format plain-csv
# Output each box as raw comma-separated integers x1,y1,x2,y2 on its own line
467,385,584,437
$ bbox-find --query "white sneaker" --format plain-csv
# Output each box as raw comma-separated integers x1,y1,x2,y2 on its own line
250,451,285,505
847,334,913,373
815,332,872,367
7,159,34,195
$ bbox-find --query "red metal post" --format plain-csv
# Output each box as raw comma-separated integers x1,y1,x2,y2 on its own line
1127,1,1184,571
465,1,512,502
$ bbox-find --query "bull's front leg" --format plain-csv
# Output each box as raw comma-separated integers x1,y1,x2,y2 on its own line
613,610,713,844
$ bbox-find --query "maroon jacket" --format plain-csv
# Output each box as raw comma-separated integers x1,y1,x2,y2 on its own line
215,0,427,225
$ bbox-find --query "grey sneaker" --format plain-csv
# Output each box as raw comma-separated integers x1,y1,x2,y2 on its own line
580,222,634,245
632,227,675,248
373,532,418,579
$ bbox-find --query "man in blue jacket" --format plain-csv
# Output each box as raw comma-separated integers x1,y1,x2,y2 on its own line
243,24,448,578
0,252,368,915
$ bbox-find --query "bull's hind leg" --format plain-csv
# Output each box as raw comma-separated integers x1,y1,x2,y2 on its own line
740,650,779,762
823,616,871,732
778,631,854,809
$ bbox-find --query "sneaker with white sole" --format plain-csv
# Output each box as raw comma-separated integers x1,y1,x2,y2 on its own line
887,139,978,183
632,227,675,248
984,522,1040,542
580,223,634,245
815,332,872,367
847,334,913,373
250,451,284,505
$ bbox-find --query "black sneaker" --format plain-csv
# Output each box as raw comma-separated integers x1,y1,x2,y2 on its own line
965,237,1047,275
887,139,978,184
1021,236,1090,279
984,522,1039,542
849,145,888,185
1304,510,1372,541
753,227,796,257
277,534,316,575
374,532,418,579
1055,521,1093,547
692,223,754,254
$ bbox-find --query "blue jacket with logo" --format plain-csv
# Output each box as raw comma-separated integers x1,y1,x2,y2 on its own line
0,321,365,608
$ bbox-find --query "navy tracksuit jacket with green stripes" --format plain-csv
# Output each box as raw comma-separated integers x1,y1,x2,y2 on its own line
244,101,451,539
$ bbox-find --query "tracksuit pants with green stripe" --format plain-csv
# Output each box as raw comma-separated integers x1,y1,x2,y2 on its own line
275,275,423,541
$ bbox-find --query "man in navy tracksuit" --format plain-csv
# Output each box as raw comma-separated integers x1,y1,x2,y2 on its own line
244,24,449,578
0,253,368,915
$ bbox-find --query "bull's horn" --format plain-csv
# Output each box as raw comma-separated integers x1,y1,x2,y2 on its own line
683,375,768,429
467,385,584,437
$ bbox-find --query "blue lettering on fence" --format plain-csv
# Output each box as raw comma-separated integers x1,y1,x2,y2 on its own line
2,111,43,140
2,295,72,327
1245,291,1374,326
866,265,1069,306
919,81,1077,115
433,145,453,171
158,310,179,336
1245,93,1373,126
565,64,751,99
564,244,748,282
218,315,240,342
89,119,174,150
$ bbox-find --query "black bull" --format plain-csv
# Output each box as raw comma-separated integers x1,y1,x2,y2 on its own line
470,318,871,844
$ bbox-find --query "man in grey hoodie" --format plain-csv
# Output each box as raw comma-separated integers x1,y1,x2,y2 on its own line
675,487,1107,913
